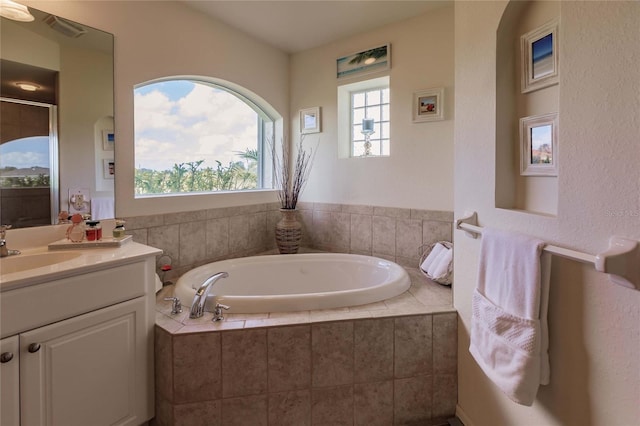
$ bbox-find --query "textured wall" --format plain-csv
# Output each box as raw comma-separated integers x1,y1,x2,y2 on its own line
454,1,640,425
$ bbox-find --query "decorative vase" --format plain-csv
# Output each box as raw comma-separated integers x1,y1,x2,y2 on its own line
275,208,302,254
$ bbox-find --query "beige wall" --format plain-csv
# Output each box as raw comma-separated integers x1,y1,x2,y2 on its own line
454,1,640,425
290,5,454,211
24,0,290,217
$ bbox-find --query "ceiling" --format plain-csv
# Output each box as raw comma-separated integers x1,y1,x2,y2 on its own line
181,0,451,53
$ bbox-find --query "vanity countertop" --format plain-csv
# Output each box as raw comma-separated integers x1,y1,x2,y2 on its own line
0,242,162,292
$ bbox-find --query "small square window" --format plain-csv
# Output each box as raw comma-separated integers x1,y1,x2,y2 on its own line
350,86,390,157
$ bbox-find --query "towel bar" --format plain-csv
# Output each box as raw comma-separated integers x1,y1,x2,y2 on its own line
455,211,640,291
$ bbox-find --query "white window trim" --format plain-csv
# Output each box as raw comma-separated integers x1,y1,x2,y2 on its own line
337,76,390,159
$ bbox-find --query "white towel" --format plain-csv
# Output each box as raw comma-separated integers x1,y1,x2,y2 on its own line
427,247,452,278
469,227,550,406
91,197,115,220
420,242,446,273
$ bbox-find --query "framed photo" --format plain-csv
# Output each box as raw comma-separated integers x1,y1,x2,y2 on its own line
337,44,390,79
412,88,444,122
300,107,321,134
521,19,559,93
103,159,115,179
520,113,558,176
102,129,115,151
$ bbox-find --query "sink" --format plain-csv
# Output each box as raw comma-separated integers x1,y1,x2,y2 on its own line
0,252,82,275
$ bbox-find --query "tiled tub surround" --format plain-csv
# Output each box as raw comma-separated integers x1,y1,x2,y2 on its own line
123,202,453,281
154,268,457,426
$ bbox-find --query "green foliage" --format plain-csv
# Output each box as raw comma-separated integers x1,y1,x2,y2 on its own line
0,172,49,188
134,149,258,195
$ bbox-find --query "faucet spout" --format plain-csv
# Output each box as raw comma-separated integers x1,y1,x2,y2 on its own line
189,271,229,318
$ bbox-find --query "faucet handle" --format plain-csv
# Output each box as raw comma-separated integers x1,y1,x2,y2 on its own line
212,303,230,322
163,297,183,315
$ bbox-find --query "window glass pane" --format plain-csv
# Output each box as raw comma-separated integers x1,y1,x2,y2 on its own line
381,140,390,156
381,104,390,121
134,79,268,196
353,92,365,108
366,105,381,121
353,107,366,124
353,141,365,157
381,122,390,139
370,139,381,155
382,88,390,103
366,90,381,105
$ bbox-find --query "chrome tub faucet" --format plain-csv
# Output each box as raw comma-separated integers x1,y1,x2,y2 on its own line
189,272,229,319
0,225,21,258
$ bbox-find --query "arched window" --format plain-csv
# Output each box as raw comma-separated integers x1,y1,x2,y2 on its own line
133,78,275,196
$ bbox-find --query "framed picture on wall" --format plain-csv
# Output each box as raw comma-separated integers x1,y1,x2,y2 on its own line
521,19,559,93
103,159,115,179
412,88,444,122
300,107,321,134
520,112,558,176
337,44,391,79
102,129,115,151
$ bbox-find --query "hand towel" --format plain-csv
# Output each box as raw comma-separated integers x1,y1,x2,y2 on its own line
469,227,550,406
420,242,446,273
427,246,452,279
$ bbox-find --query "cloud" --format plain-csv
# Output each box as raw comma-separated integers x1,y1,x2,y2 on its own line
134,82,259,171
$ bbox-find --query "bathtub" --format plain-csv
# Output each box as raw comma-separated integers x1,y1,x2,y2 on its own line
174,253,411,314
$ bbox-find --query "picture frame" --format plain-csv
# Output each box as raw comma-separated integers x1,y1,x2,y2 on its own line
337,44,391,79
520,113,558,176
412,88,444,122
521,19,559,93
102,129,115,151
300,107,321,134
103,159,115,179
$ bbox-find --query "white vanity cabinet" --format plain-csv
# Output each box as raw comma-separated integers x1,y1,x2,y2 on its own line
1,335,20,426
0,244,160,426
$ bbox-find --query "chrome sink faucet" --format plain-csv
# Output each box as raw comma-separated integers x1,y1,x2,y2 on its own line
189,272,229,319
0,225,21,258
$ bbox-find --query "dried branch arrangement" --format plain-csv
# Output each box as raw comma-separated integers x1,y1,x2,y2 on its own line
273,136,317,210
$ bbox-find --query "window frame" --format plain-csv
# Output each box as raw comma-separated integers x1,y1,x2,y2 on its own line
349,85,390,157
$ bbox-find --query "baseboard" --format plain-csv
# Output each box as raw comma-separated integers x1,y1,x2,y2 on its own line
455,404,475,426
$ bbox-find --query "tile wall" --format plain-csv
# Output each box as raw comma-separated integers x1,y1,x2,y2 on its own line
124,202,453,279
154,312,457,426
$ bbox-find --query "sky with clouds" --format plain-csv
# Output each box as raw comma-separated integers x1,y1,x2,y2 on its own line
0,137,49,169
134,80,259,171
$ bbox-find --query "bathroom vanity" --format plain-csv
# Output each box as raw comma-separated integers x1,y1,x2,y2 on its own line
0,241,161,426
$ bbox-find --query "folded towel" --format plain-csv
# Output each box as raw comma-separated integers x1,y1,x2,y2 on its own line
469,227,550,406
427,246,452,278
420,243,446,272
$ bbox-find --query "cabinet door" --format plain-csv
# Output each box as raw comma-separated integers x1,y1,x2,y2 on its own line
20,297,146,426
1,335,20,426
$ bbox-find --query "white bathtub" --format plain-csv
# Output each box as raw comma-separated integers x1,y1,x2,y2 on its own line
174,253,411,314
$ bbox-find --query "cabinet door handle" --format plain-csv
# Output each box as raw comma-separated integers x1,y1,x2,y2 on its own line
0,352,13,363
28,343,41,353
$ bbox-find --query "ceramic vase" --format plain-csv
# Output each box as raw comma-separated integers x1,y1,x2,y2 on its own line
275,208,302,254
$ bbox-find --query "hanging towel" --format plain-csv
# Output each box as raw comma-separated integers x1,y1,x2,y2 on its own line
469,227,551,406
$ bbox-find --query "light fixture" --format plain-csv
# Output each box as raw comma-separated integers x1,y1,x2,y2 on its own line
364,57,376,65
16,82,39,92
0,0,35,22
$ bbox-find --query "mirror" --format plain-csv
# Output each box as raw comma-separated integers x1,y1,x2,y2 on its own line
0,5,114,228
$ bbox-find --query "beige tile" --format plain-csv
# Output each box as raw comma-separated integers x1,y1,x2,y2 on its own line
268,325,311,392
313,202,342,212
310,309,372,322
248,212,267,251
124,214,164,230
154,393,173,426
128,228,148,245
268,390,311,426
394,375,433,425
433,374,457,419
396,218,423,260
350,214,372,252
154,327,173,400
372,216,396,256
221,329,268,398
173,400,221,426
298,209,314,246
179,221,207,266
228,215,250,253
311,385,353,425
296,201,314,210
410,209,454,222
206,217,229,259
394,315,433,378
155,311,184,334
172,332,221,403
354,381,393,426
311,321,354,387
206,206,233,219
148,224,180,267
165,210,207,225
330,212,351,250
342,204,374,215
222,395,268,426
373,206,411,219
311,210,331,247
433,313,457,375
354,319,393,383
422,220,453,245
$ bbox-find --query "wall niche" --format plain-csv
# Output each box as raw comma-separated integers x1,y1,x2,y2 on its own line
496,0,559,216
